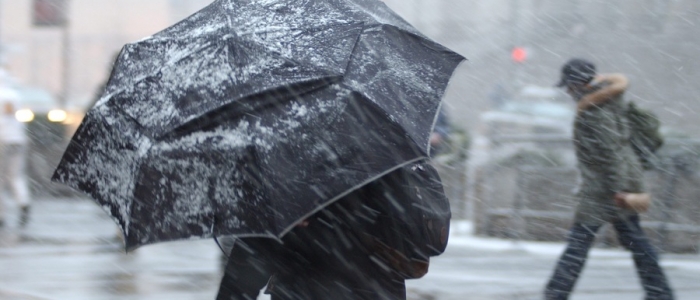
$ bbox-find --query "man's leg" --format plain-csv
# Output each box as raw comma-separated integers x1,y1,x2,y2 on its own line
613,215,674,300
0,145,8,227
217,238,278,300
545,223,600,300
217,236,236,271
0,203,3,227
6,145,30,226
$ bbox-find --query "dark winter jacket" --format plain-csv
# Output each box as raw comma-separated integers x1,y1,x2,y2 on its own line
217,162,450,300
571,74,644,226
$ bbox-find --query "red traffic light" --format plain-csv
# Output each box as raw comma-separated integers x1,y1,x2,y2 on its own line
511,47,527,63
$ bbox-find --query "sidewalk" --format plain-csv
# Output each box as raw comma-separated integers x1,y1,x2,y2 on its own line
410,222,700,300
0,198,698,299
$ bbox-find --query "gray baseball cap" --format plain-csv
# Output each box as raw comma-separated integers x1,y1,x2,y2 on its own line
556,58,596,87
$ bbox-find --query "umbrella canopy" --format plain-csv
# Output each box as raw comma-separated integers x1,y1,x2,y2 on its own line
53,0,465,251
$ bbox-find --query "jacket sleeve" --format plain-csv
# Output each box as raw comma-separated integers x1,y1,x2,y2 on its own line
433,108,450,137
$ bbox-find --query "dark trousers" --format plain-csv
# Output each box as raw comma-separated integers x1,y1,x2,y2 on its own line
545,215,674,300
217,237,407,300
217,238,278,300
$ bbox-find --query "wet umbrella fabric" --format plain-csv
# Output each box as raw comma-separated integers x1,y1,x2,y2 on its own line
52,0,465,251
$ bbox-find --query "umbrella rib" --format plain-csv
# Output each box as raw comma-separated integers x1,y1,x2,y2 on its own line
277,157,428,238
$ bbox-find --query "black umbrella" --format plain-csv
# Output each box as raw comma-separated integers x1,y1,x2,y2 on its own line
52,0,465,251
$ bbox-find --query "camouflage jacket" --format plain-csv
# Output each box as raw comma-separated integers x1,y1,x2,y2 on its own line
571,74,644,225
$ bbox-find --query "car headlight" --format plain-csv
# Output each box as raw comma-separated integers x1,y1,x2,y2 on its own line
15,109,34,122
48,109,68,122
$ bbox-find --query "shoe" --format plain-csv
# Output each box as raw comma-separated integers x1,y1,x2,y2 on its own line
19,206,30,227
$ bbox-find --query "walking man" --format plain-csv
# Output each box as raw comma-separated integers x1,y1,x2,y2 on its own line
544,58,674,300
0,88,31,227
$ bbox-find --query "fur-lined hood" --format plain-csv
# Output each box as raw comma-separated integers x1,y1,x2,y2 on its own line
576,73,629,112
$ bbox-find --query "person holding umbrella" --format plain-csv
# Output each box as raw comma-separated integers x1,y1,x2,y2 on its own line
51,0,463,298
217,161,450,300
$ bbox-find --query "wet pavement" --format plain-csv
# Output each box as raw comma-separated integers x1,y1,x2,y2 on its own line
1,197,699,300
412,222,700,300
0,198,220,300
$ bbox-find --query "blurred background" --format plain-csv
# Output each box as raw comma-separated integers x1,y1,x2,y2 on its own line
1,0,699,299
3,0,700,131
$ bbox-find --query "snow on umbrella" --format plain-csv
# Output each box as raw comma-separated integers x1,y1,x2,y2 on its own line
52,0,465,251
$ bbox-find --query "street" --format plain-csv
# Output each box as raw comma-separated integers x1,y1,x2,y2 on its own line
1,198,699,300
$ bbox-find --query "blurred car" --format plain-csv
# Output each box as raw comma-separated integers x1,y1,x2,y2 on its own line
13,86,80,196
473,85,576,167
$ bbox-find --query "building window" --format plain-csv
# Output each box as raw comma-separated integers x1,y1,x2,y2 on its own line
32,0,67,27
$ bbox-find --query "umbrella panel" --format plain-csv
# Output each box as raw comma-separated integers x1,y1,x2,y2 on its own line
56,85,427,250
126,86,427,249
105,21,364,138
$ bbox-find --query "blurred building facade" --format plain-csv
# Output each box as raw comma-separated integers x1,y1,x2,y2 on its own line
383,0,700,137
0,0,211,110
0,0,699,136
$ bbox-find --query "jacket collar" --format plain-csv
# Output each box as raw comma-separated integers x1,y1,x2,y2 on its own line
576,73,629,112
